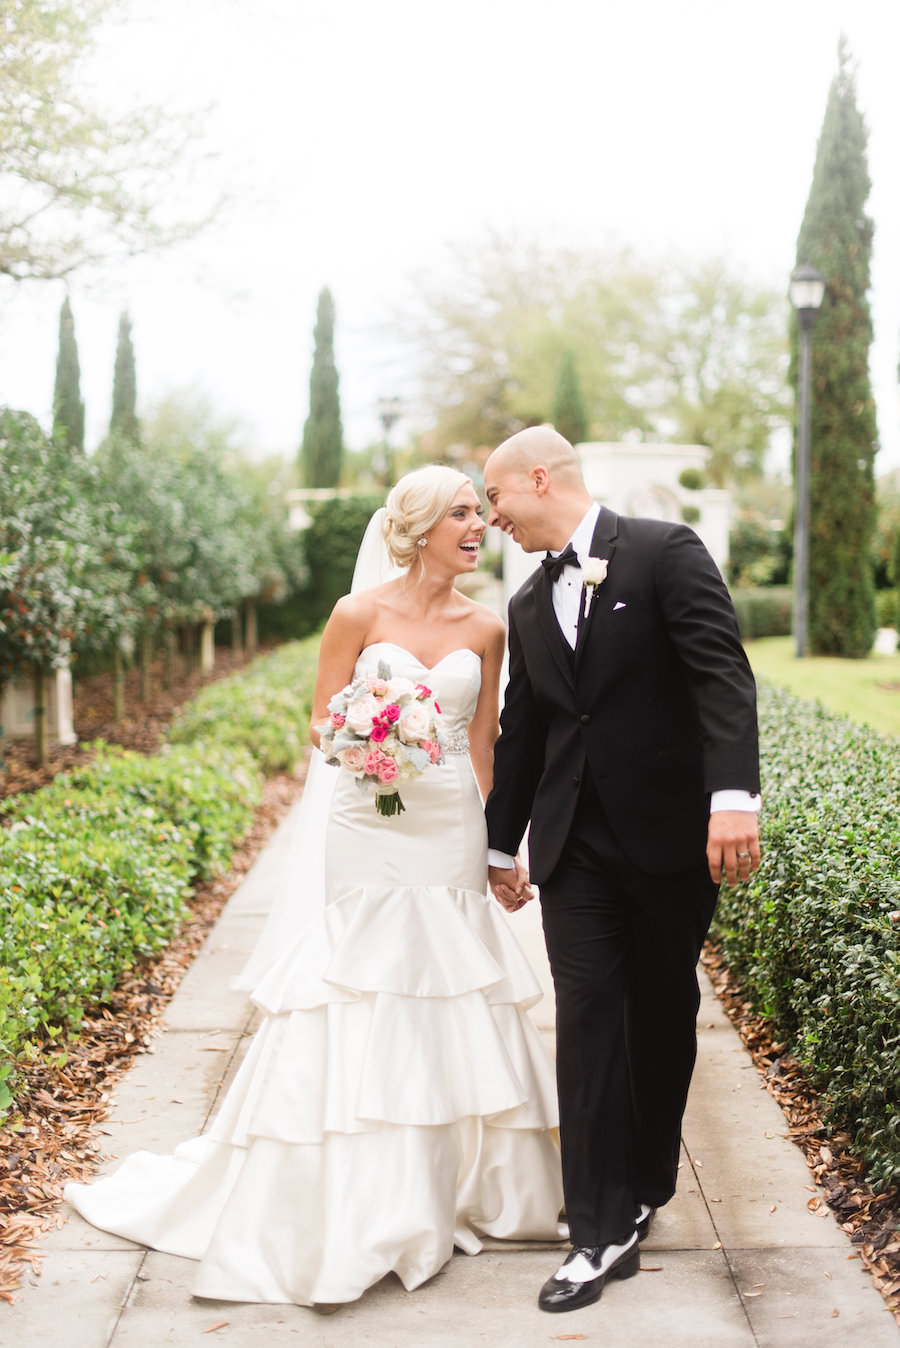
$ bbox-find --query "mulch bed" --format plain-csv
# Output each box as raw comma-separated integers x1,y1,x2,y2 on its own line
0,644,276,801
701,943,900,1324
0,763,307,1304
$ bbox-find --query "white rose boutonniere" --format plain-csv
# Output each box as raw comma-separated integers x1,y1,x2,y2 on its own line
581,557,608,620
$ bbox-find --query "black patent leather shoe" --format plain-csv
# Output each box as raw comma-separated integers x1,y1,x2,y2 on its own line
537,1236,640,1313
635,1204,656,1241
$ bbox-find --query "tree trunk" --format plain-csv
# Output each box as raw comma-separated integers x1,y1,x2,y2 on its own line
34,668,48,766
113,646,126,722
200,621,215,673
163,627,176,689
140,629,153,701
245,599,258,657
184,624,197,676
231,606,243,657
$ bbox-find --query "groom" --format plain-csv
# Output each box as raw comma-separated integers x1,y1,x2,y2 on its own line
483,426,760,1313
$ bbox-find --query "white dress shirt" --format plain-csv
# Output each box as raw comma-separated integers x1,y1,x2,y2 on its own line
488,507,760,871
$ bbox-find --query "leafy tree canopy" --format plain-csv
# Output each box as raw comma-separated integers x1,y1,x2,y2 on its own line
0,0,207,282
402,236,789,485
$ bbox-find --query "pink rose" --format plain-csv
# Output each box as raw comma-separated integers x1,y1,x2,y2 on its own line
383,703,401,723
346,694,381,735
370,722,389,742
363,750,382,775
367,676,389,695
339,743,367,772
377,758,399,783
398,703,431,743
330,712,346,728
415,683,432,699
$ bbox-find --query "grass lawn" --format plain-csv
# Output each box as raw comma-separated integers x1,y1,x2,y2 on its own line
746,635,900,737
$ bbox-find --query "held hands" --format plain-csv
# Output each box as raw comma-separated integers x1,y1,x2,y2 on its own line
488,857,534,913
707,810,761,887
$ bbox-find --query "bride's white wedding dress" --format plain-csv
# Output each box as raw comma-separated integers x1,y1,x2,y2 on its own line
65,643,564,1306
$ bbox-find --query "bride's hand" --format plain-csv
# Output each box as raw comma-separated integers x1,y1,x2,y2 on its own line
488,861,533,913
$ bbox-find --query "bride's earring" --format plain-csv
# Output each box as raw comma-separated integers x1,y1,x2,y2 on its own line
417,538,428,547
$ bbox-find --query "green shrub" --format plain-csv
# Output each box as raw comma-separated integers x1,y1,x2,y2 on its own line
681,504,701,525
712,681,900,1189
168,638,321,772
875,588,897,629
0,638,322,1114
258,494,381,640
731,586,793,640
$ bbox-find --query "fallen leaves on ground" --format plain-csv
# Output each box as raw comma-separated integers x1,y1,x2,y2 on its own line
0,762,307,1303
702,942,900,1325
0,645,271,800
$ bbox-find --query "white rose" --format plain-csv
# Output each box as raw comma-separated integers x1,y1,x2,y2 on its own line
582,558,608,587
386,675,417,701
345,694,381,735
397,702,431,743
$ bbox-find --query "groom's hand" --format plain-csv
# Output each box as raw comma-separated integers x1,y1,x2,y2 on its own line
707,811,761,887
489,863,533,913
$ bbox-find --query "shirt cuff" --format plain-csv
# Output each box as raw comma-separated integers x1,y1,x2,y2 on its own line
488,848,516,870
710,790,761,814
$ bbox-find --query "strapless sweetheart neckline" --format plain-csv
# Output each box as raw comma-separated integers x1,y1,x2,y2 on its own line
360,641,482,672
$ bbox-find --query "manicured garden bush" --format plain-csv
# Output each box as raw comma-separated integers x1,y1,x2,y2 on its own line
875,587,897,630
0,637,322,1113
712,680,900,1189
730,585,793,640
167,638,321,772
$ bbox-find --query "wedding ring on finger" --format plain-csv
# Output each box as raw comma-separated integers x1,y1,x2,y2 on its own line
737,851,751,859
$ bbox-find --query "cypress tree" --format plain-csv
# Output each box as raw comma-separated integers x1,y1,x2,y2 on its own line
300,288,343,487
52,296,85,451
110,310,140,443
791,39,877,656
551,349,589,446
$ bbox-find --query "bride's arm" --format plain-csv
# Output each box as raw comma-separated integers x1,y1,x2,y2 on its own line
309,596,371,749
467,619,506,802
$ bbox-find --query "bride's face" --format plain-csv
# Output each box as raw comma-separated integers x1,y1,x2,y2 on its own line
423,484,485,574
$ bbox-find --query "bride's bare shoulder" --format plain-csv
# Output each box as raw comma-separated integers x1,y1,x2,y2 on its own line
457,594,506,653
328,581,405,637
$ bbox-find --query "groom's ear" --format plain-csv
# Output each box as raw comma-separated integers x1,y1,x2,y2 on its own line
531,465,550,494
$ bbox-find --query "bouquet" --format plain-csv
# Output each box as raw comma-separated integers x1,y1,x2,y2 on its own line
317,659,444,816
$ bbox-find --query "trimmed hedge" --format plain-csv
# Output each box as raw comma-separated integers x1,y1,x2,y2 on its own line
730,585,793,640
0,636,322,1114
712,681,900,1189
875,588,897,630
167,639,320,772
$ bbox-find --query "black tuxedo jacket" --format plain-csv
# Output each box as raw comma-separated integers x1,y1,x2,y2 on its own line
485,507,760,883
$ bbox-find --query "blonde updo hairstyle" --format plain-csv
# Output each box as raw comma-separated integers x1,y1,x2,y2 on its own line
382,465,472,569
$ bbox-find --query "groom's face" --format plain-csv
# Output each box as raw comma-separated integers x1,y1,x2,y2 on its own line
484,462,549,553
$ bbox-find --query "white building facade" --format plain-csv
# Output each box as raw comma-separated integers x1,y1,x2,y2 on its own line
500,441,730,607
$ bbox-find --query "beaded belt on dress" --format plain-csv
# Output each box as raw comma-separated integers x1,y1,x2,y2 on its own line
439,729,469,754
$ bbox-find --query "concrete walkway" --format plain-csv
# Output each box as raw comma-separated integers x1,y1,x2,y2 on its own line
6,797,897,1347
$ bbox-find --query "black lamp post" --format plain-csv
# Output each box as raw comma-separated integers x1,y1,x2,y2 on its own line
789,263,826,658
376,396,402,488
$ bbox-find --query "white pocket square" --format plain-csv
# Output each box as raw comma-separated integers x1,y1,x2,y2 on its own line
613,601,627,611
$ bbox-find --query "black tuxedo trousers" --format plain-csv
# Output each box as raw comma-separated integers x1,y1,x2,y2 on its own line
540,769,717,1246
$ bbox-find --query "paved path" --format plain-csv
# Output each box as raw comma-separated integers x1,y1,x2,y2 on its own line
6,798,897,1347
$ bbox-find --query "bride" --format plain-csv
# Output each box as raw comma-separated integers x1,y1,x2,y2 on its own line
65,465,564,1307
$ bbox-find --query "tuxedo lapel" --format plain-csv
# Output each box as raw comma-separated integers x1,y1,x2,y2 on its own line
530,567,576,690
574,508,618,672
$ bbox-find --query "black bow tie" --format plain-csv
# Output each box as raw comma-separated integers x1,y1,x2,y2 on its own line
541,544,581,583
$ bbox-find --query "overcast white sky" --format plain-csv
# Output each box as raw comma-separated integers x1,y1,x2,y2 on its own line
1,0,898,472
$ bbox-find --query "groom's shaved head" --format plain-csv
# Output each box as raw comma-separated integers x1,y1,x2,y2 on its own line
488,425,585,487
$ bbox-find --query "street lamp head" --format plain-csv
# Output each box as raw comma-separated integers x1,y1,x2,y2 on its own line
790,264,826,328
